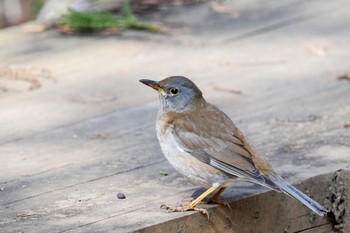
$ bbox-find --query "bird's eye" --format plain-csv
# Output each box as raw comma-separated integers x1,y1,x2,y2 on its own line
169,88,179,95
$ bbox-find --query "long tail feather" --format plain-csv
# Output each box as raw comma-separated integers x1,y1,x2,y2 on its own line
273,175,328,216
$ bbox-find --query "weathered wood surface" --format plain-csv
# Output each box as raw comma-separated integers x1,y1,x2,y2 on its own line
138,170,349,233
1,0,350,232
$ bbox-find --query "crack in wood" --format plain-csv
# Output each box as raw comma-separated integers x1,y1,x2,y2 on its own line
294,222,332,233
0,158,166,206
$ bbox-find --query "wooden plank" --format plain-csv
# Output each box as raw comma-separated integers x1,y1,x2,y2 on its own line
0,161,195,233
1,0,350,232
298,224,334,233
0,104,157,182
137,170,350,233
0,0,348,145
1,77,349,232
220,0,350,42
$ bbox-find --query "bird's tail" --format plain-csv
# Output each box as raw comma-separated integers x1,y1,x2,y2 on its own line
272,175,328,216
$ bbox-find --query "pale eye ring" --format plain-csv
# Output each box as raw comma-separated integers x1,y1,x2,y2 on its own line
169,88,179,95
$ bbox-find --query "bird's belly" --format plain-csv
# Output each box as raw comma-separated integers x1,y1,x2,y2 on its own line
156,126,230,188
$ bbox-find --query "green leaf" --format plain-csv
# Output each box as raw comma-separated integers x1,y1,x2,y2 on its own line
159,171,169,176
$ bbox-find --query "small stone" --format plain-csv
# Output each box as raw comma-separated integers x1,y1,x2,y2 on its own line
117,192,126,199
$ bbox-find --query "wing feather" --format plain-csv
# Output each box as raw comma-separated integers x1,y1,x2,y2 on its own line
169,104,281,191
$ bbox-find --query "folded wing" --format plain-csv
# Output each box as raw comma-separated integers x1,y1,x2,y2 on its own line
170,104,281,192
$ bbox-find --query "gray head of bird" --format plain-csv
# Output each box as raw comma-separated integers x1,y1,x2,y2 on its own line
140,76,205,112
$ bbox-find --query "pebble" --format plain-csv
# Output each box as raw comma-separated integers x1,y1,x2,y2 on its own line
117,192,126,199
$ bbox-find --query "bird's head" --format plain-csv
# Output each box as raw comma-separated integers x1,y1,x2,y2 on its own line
140,76,204,112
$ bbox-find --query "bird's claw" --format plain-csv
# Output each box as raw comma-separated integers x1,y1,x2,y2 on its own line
160,204,209,219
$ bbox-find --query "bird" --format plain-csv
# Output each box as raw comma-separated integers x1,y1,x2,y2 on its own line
139,76,328,217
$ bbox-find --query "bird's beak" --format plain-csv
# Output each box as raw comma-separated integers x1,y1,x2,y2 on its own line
139,79,166,95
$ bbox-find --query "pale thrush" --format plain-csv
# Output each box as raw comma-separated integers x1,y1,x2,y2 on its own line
140,76,327,216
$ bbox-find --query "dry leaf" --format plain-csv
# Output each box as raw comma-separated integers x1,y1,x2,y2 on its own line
209,2,240,18
0,65,56,91
305,46,326,56
341,122,350,128
16,212,34,217
337,72,350,81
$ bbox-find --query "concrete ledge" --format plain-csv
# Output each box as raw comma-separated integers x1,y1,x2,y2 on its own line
136,170,349,233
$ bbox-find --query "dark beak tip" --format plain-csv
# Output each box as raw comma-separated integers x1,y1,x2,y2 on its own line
139,79,163,93
139,79,159,86
139,79,152,84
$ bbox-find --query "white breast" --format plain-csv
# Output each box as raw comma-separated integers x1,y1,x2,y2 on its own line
156,114,229,188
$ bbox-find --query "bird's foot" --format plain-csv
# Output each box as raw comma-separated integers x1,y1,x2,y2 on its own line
160,204,209,218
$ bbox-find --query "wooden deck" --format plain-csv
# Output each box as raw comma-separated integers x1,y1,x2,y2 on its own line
1,0,350,232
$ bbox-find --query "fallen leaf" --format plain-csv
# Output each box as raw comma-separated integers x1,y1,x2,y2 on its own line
159,171,168,176
305,45,326,56
337,72,350,81
341,122,350,128
209,2,240,18
0,64,56,91
16,212,34,217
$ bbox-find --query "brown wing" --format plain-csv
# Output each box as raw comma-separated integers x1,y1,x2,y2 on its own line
170,104,280,191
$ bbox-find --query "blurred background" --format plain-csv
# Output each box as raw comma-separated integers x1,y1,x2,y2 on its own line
0,0,201,29
0,0,44,28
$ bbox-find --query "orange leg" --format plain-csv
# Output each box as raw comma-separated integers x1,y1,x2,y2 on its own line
161,183,221,218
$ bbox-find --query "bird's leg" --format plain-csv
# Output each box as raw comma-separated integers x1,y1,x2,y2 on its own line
161,183,221,218
208,187,230,209
184,187,227,205
190,184,221,206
